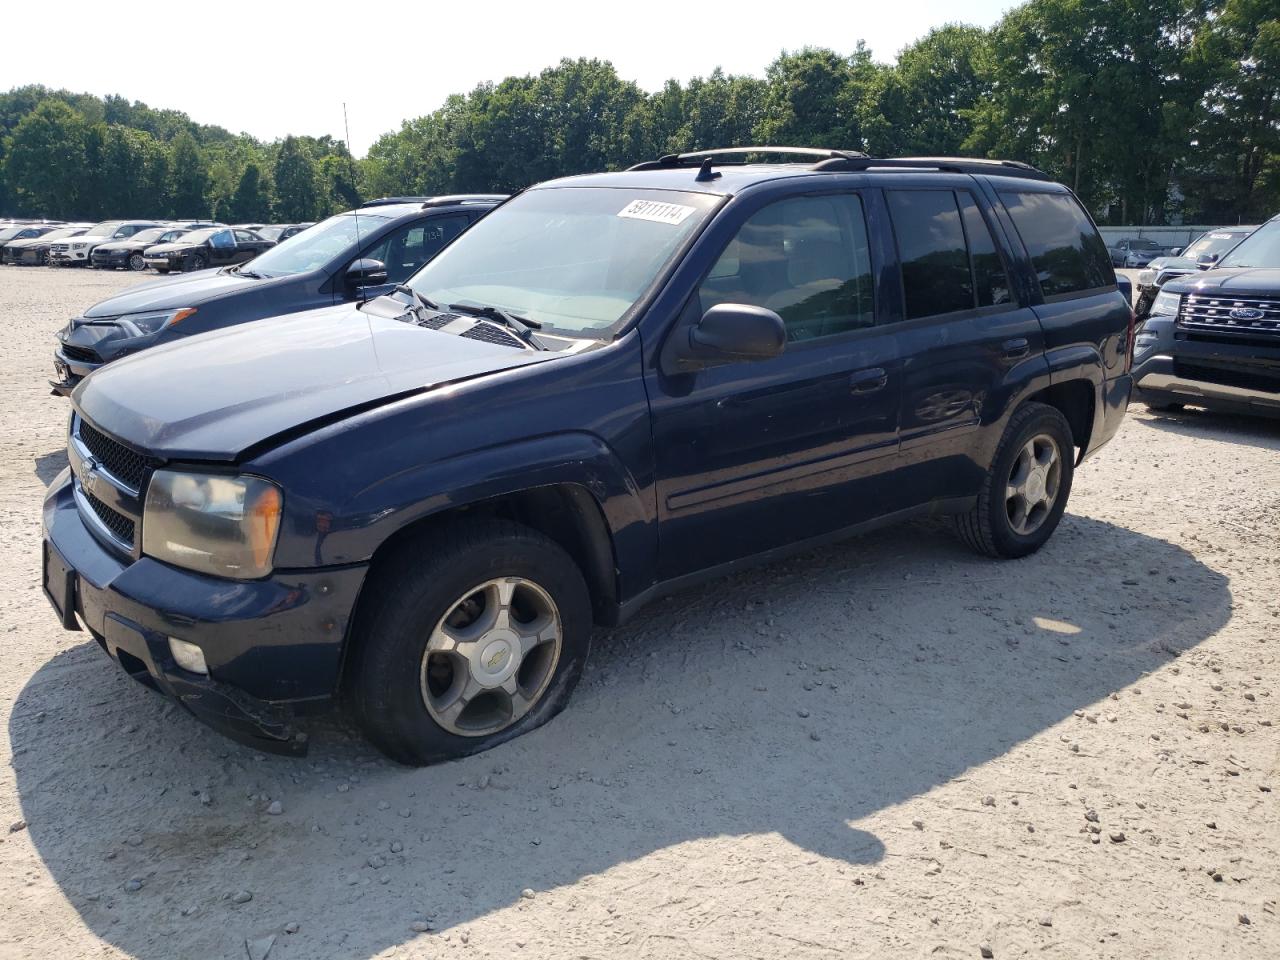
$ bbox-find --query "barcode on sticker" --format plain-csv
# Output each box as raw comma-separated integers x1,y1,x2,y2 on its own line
618,199,695,225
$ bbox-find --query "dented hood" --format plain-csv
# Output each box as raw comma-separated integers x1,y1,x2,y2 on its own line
73,302,558,461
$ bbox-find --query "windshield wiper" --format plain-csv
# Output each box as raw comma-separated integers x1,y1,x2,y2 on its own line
393,283,442,314
448,302,546,350
235,268,266,279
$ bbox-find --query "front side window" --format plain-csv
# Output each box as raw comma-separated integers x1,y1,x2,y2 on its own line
407,188,719,336
364,214,469,284
1001,191,1113,298
698,193,874,341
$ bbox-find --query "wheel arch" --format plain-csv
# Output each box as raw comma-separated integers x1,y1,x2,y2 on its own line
1024,378,1095,462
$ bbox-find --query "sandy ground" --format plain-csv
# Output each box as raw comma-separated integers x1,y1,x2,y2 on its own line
0,267,1277,960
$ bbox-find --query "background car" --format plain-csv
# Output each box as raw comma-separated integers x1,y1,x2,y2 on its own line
0,222,60,257
53,195,504,393
1134,224,1257,315
3,224,92,265
142,226,273,273
90,226,185,271
1109,236,1165,267
257,223,314,243
48,220,167,266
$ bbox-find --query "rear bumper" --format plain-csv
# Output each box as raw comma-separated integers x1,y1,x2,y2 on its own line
42,469,368,754
1081,373,1131,461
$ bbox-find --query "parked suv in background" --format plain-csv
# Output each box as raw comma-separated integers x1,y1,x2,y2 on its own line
3,225,92,265
1132,212,1280,418
41,149,1132,762
51,195,503,394
48,220,166,266
0,222,59,256
1133,225,1256,315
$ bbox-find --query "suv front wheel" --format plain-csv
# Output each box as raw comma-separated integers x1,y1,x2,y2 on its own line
345,519,593,765
952,402,1075,559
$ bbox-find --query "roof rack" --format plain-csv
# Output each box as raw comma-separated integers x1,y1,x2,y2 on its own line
627,147,1052,183
359,196,436,208
420,194,508,208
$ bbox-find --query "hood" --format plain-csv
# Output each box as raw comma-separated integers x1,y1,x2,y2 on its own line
1147,256,1195,272
73,303,561,461
94,238,149,253
144,240,200,256
82,269,266,318
1164,267,1280,296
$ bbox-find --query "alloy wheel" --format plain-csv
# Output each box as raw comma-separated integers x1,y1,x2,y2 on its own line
420,577,562,737
1005,433,1062,536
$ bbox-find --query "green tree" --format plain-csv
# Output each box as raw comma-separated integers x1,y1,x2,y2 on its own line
168,131,210,218
228,162,272,222
272,135,319,220
5,98,89,217
755,46,880,150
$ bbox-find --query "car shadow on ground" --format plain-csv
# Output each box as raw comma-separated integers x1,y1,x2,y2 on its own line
33,449,68,486
10,514,1230,958
1134,406,1280,450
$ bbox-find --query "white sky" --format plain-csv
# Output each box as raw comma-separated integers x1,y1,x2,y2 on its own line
5,0,1014,156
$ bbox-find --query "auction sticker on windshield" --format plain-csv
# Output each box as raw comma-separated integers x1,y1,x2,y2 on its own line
618,199,696,225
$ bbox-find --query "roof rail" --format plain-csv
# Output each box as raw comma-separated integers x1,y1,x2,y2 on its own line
811,155,1053,181
420,194,509,208
627,146,869,172
359,196,436,208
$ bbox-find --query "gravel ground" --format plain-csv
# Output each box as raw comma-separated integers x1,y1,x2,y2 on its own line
1,267,1278,960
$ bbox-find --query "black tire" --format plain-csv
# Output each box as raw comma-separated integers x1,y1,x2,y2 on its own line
345,519,592,766
155,266,169,274
952,402,1075,559
185,253,207,272
128,253,145,271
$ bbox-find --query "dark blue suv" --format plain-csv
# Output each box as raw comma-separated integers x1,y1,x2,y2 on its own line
41,148,1133,764
50,195,504,395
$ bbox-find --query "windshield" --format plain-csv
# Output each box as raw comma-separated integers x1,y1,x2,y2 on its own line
257,226,284,241
179,228,221,244
0,227,29,241
156,229,187,243
1220,219,1280,269
32,227,82,242
1183,231,1248,259
245,212,391,278
406,188,719,336
129,228,167,244
85,222,122,237
1130,238,1160,250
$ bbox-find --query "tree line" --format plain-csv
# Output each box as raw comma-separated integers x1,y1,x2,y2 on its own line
1,0,1275,226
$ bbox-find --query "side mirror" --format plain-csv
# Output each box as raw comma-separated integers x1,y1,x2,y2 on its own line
1168,247,1182,257
1196,253,1219,268
346,258,387,286
675,303,786,368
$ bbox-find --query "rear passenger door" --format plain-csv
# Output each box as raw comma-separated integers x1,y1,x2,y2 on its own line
883,185,1046,508
649,190,903,580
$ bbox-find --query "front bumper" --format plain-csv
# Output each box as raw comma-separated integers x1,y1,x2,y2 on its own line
42,468,368,753
48,248,92,265
50,346,101,396
142,256,172,270
1132,355,1280,417
91,251,130,269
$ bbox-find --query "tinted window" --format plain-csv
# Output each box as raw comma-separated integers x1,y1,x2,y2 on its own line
364,214,469,284
958,193,1012,307
234,230,259,243
1220,218,1280,269
888,190,972,319
1001,191,1112,297
698,193,874,342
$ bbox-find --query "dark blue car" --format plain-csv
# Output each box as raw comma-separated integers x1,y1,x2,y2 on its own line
42,148,1133,764
51,195,504,395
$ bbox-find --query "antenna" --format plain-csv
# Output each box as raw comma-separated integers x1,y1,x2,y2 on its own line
343,102,367,303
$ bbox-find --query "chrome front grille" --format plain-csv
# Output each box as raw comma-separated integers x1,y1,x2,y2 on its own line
1178,295,1280,337
68,415,156,553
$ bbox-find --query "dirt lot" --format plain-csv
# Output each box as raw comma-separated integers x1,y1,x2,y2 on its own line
1,267,1278,960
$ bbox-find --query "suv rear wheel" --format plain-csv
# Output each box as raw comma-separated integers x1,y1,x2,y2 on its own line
952,402,1075,558
345,519,592,765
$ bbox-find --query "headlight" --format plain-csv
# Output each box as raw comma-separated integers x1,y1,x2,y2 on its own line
1149,291,1181,317
143,471,283,579
116,307,197,336
1137,270,1155,286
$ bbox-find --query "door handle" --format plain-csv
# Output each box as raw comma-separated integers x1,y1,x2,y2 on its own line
850,367,888,393
1002,337,1030,360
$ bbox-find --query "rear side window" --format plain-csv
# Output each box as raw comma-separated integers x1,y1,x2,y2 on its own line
887,190,972,319
698,193,875,342
1001,191,1113,298
958,194,1012,307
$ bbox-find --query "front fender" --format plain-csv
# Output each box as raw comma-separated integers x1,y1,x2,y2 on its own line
273,431,653,584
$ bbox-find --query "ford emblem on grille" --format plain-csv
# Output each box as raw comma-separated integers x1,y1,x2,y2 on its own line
1228,307,1264,321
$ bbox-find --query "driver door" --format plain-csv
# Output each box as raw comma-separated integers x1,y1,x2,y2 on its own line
646,191,904,580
